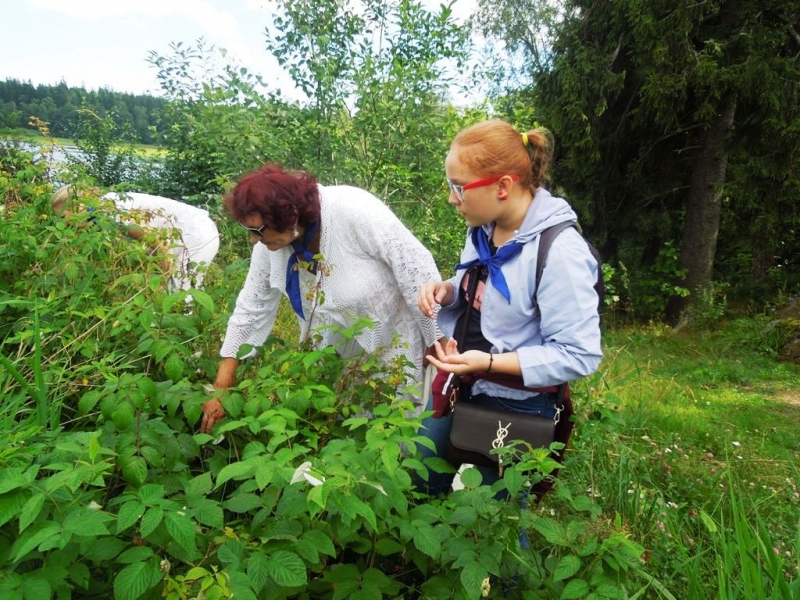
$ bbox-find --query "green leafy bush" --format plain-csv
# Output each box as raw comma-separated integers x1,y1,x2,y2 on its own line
0,158,663,597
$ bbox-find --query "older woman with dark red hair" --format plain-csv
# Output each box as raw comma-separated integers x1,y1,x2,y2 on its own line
200,165,442,433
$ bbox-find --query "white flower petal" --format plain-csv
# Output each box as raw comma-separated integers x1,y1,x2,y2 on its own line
291,461,313,485
303,473,325,487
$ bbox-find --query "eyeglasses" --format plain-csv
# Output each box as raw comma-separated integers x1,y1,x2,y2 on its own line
239,222,267,238
446,175,520,203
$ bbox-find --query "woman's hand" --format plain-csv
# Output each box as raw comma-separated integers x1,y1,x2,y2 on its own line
418,281,454,318
199,358,239,434
200,397,225,434
424,338,491,376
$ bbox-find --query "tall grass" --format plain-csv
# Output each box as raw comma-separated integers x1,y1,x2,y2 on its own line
554,322,800,598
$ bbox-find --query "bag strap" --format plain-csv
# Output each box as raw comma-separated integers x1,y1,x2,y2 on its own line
456,265,481,348
535,221,577,295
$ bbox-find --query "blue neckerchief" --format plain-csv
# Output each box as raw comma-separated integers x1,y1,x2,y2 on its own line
456,226,524,303
286,221,320,318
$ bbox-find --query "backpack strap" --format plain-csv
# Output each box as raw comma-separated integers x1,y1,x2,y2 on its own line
534,221,580,404
535,221,578,296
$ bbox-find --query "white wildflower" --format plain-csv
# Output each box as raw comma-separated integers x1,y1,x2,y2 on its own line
480,577,491,597
291,461,325,487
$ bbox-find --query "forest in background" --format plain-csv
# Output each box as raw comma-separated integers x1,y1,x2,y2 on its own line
0,79,167,144
4,0,798,326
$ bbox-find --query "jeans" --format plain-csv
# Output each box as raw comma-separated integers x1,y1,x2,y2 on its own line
415,391,559,496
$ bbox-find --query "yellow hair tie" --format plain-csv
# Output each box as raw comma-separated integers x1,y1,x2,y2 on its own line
521,132,529,147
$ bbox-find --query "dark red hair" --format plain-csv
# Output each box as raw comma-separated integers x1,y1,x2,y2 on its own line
224,164,321,231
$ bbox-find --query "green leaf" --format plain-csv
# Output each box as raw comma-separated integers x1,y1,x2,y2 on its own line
411,520,441,559
374,538,403,556
459,465,483,488
571,495,596,513
266,550,307,587
137,484,165,505
184,472,213,498
459,561,488,598
0,490,27,527
189,289,215,314
69,562,91,589
553,554,581,582
307,484,329,511
82,537,127,561
532,516,568,545
22,575,51,600
117,546,155,564
120,455,148,488
78,390,102,415
699,510,718,534
0,468,28,494
247,553,270,593
215,461,255,488
63,508,113,536
113,561,157,600
19,493,46,532
10,522,62,562
165,512,196,554
349,497,377,532
223,493,262,513
140,507,164,538
503,466,524,495
218,539,245,566
112,401,135,430
117,502,145,533
302,529,336,558
449,506,478,526
88,433,101,462
164,354,184,381
295,536,320,564
190,498,224,529
255,464,274,490
560,578,590,599
161,291,188,313
137,377,158,399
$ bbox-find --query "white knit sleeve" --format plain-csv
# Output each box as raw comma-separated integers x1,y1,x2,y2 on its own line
354,205,443,346
219,243,282,358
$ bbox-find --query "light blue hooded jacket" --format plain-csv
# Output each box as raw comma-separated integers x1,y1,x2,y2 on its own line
437,187,603,399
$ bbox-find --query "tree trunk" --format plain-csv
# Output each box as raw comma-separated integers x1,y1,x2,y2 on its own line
666,96,737,325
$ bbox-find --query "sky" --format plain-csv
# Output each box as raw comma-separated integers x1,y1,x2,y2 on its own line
0,0,476,101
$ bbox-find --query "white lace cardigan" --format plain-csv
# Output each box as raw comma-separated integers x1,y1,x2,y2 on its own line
220,184,441,409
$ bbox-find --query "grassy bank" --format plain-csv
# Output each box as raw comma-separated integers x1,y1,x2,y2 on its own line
0,127,165,157
556,319,800,597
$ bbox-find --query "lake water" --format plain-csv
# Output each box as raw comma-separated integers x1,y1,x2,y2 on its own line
20,142,78,167
6,141,163,183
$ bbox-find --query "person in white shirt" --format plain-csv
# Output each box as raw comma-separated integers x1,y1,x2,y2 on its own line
50,186,220,292
199,164,441,433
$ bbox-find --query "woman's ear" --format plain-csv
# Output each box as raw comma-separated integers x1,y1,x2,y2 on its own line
497,175,515,201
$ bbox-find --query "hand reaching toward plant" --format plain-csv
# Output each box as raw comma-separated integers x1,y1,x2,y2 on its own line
200,397,225,434
199,358,239,433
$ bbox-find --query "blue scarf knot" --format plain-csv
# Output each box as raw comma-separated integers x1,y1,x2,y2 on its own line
286,221,320,318
456,227,524,303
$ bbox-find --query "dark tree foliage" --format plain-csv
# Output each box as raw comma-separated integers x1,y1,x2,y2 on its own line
527,0,800,319
0,79,168,144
